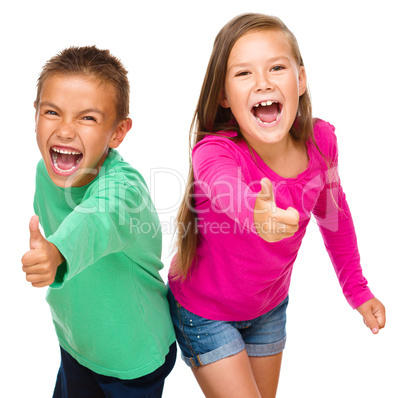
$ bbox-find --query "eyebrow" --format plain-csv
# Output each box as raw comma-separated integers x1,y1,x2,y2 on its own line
39,102,106,118
39,102,61,111
228,56,291,71
78,108,106,118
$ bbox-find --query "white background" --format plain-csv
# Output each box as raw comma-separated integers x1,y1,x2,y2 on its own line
1,0,400,397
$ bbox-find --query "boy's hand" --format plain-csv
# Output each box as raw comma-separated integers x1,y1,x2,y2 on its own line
356,298,386,334
21,216,64,288
254,178,300,242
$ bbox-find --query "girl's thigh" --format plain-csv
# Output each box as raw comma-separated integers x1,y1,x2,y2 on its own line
192,349,261,398
191,351,283,398
249,352,283,398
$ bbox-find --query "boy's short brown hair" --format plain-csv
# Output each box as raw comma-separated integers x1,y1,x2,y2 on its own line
35,46,130,122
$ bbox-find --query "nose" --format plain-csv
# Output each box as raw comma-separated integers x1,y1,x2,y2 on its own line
56,120,76,141
254,72,273,92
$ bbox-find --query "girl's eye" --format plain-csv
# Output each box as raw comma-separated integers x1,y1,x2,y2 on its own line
271,65,284,72
235,71,251,77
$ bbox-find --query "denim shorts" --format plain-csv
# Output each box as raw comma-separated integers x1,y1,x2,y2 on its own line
167,288,288,368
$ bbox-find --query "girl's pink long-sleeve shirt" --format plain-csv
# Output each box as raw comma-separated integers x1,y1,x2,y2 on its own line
168,119,374,321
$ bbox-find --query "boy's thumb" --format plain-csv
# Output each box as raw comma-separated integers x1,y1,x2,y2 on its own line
29,215,44,249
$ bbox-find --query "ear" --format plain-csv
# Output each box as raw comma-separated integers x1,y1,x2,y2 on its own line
219,89,230,109
34,101,38,132
108,118,132,149
298,66,307,97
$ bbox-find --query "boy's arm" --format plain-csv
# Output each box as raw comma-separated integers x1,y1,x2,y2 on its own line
21,215,64,287
43,182,145,287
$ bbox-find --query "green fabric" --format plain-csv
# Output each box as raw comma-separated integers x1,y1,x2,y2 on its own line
34,149,175,379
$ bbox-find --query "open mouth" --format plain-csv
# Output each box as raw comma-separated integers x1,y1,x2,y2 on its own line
251,100,282,125
50,146,83,175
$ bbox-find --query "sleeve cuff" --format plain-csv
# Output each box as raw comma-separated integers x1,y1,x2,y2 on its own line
47,235,69,289
348,290,375,310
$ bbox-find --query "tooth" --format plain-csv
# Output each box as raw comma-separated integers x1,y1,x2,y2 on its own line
53,147,81,155
261,102,267,106
255,116,268,125
54,162,77,173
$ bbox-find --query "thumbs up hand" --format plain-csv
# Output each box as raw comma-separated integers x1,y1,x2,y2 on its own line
254,178,300,242
21,216,64,288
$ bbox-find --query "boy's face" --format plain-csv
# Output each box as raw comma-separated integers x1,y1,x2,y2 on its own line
35,74,131,187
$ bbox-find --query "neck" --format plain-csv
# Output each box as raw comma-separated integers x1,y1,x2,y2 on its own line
250,135,294,165
246,135,309,179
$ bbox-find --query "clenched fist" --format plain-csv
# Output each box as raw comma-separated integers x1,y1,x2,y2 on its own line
254,178,300,242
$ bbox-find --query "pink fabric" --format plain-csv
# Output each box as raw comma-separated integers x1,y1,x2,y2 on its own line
168,119,374,321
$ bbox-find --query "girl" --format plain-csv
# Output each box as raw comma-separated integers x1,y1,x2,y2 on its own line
167,13,385,398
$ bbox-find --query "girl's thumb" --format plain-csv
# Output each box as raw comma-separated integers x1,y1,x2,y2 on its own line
364,315,380,334
259,178,273,201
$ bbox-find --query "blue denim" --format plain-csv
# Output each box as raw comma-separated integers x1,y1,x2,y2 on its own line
168,288,288,368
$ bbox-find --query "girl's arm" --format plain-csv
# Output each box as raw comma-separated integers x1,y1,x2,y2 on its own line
193,138,298,241
193,139,256,227
312,179,373,309
313,183,385,332
312,121,385,332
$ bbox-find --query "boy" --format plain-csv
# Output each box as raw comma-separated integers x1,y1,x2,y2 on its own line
21,46,176,397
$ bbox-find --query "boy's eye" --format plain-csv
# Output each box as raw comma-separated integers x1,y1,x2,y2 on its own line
83,116,97,122
45,110,58,116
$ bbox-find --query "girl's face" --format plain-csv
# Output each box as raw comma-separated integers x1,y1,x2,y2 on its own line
221,29,306,150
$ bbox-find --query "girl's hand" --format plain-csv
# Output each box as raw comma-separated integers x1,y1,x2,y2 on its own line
254,178,299,242
356,298,386,334
21,216,64,288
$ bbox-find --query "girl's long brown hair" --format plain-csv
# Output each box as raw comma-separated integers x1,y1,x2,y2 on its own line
172,13,314,280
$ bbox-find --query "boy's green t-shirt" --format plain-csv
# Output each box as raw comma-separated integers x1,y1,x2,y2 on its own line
34,149,175,379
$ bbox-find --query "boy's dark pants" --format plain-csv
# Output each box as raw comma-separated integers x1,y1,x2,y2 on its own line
53,343,176,398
